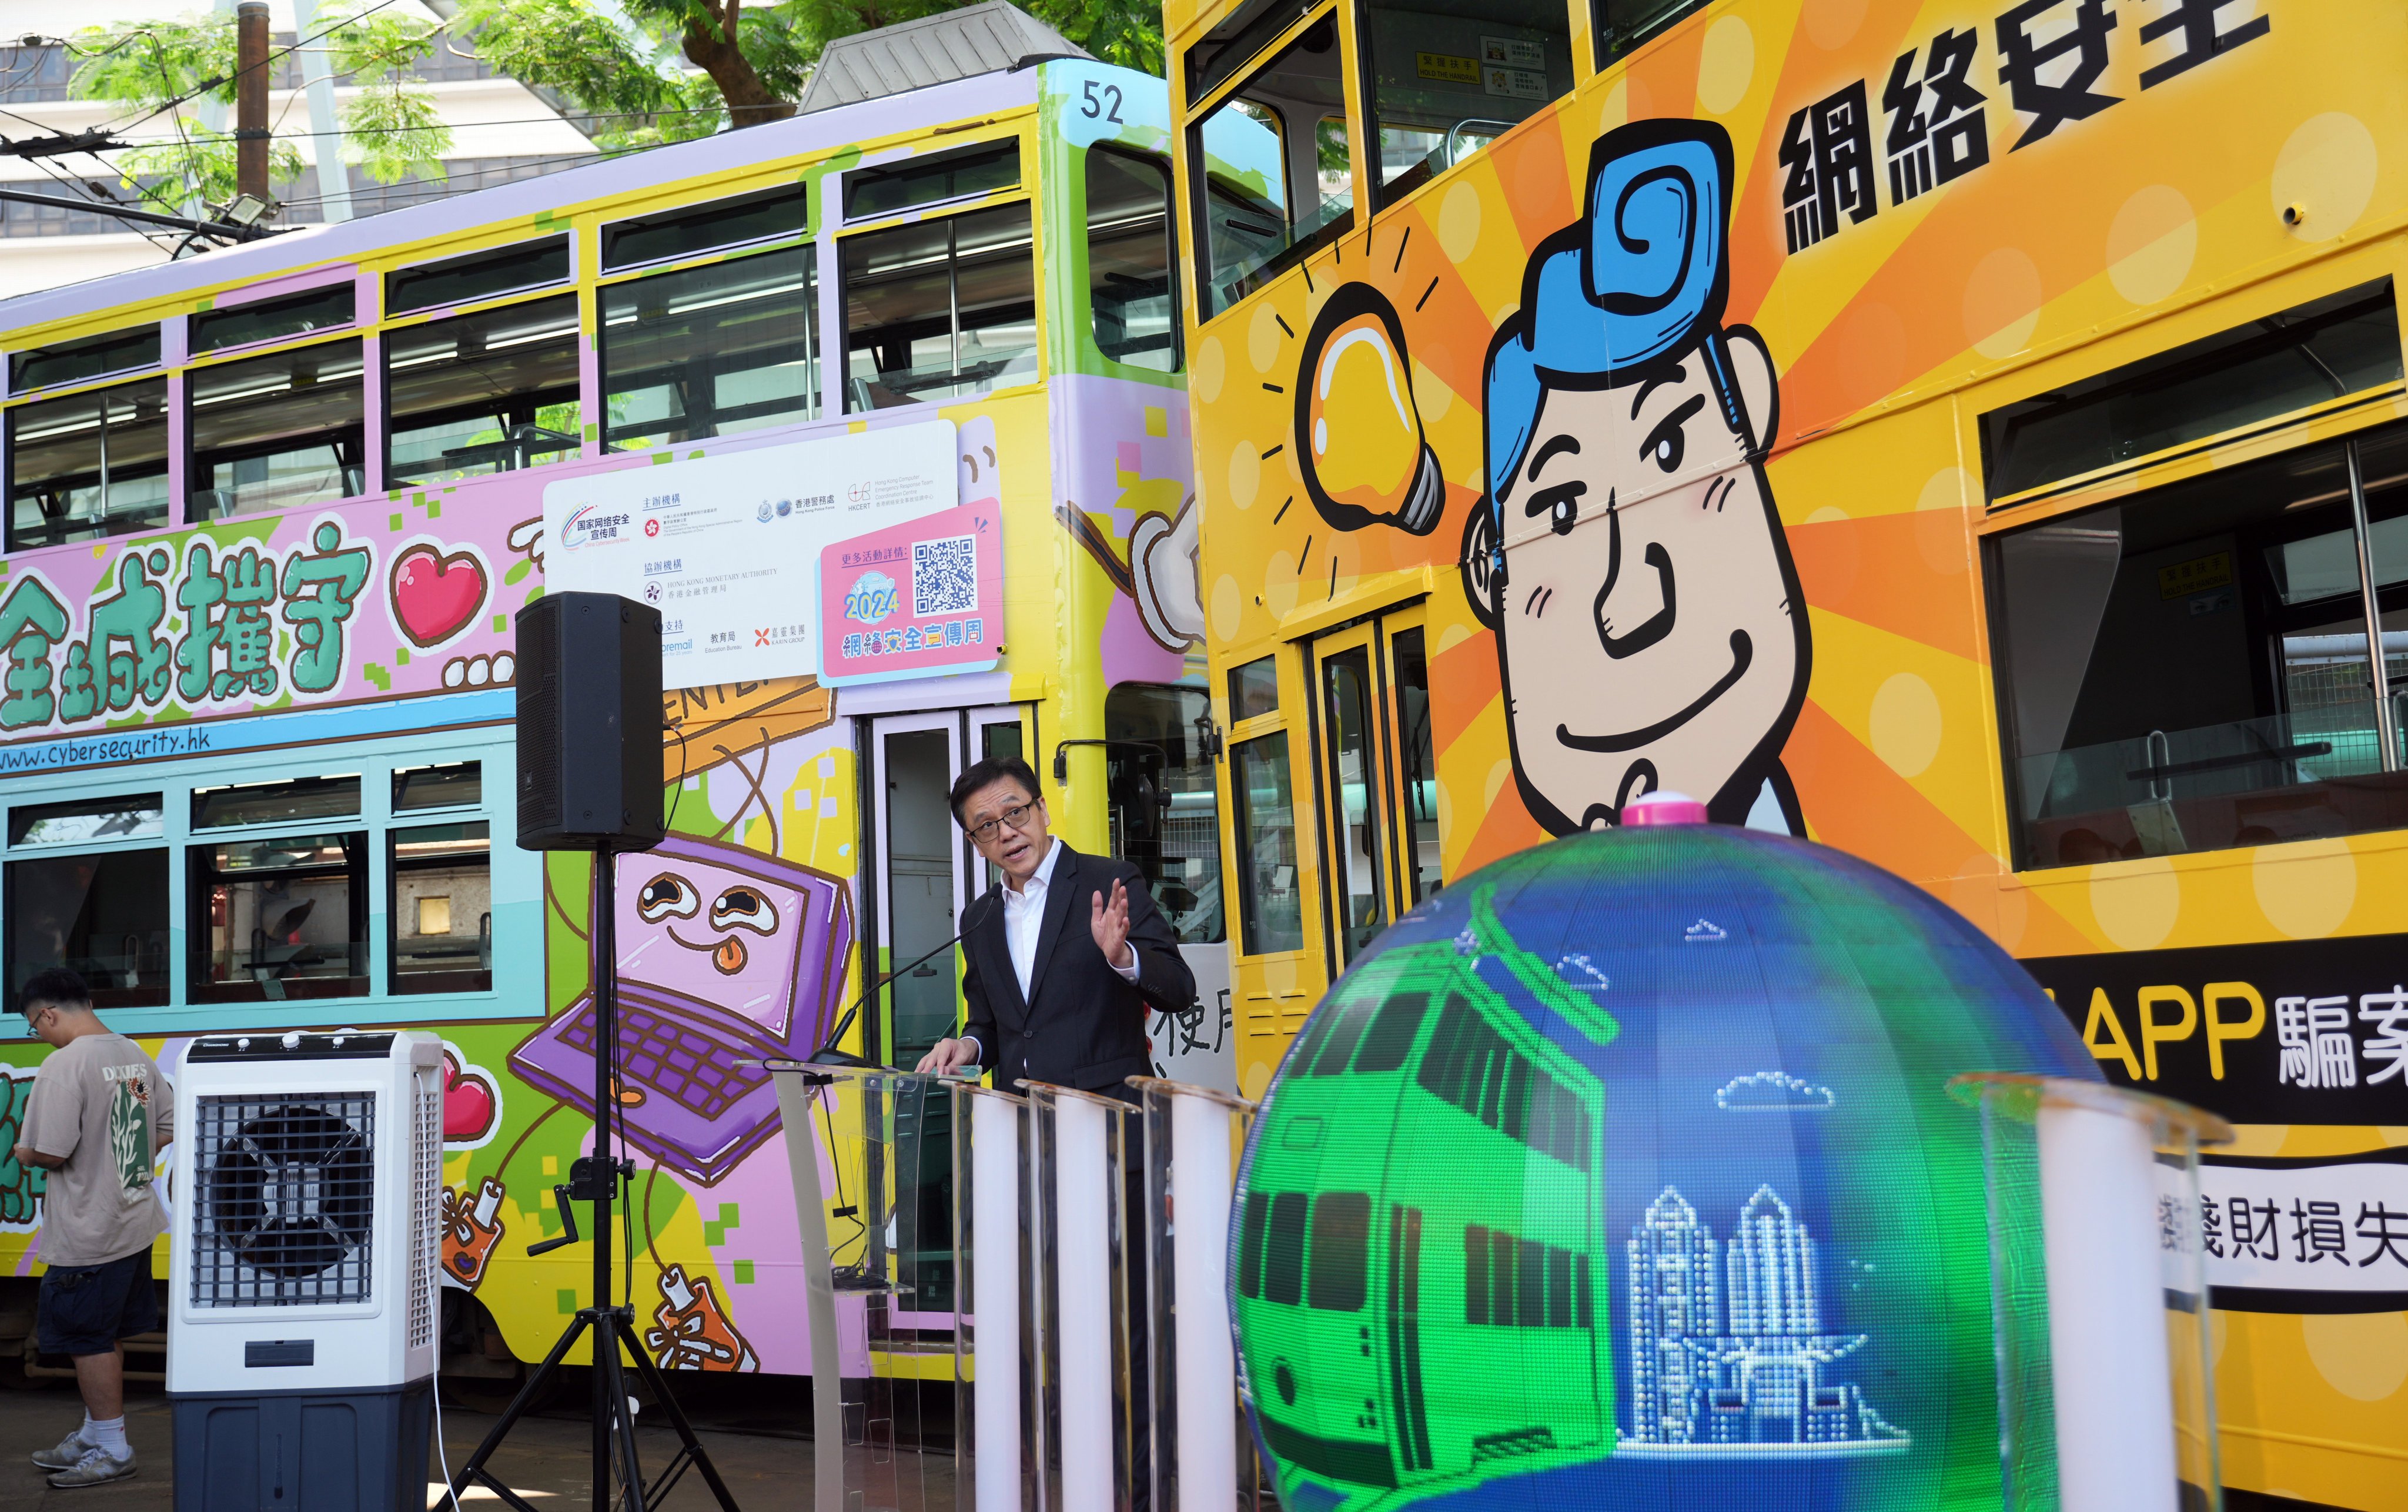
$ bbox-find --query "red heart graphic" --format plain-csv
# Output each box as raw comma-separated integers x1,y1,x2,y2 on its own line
442,1053,498,1142
392,546,489,648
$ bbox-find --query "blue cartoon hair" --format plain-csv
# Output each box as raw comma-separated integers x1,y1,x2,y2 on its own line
1481,120,1752,523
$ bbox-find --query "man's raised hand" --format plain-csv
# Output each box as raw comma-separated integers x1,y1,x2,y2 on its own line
1091,878,1136,971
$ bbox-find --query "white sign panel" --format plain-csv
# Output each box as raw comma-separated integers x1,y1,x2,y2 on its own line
542,420,958,689
2155,1152,2408,1302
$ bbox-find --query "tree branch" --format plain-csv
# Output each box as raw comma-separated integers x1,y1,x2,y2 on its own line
680,0,795,126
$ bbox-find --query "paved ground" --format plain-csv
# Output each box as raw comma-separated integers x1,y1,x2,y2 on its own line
0,1373,958,1510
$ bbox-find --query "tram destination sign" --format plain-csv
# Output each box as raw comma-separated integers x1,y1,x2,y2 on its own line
542,420,957,690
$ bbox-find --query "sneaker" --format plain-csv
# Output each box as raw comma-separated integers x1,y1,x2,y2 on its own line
29,1427,91,1471
46,1447,135,1489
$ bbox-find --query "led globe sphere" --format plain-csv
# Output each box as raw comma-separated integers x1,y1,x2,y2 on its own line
1230,822,2102,1512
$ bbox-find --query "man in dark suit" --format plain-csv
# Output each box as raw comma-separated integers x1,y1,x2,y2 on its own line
915,755,1194,1092
917,754,1188,1509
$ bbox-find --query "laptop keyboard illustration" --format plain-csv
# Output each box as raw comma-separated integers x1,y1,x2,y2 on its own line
552,998,771,1120
511,836,852,1187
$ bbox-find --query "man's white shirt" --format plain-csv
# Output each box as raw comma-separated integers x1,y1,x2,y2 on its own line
961,838,1139,1062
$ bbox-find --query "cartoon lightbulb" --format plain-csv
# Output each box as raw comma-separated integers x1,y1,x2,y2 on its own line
1295,284,1446,537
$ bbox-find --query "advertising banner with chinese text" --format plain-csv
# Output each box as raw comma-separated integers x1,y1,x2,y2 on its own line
815,503,1004,686
541,420,957,690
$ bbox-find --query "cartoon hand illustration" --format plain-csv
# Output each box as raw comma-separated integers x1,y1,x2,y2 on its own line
441,1177,508,1287
506,516,547,576
643,1263,759,1372
1130,499,1205,652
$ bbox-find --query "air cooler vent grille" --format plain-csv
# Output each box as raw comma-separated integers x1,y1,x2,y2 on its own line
408,1079,440,1349
192,1093,376,1307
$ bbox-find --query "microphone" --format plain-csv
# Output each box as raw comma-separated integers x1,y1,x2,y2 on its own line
807,884,1003,1068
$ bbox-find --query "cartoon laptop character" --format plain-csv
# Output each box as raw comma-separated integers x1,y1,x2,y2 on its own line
512,835,853,1187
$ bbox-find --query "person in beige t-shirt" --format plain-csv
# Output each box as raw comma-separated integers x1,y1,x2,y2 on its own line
12,968,172,1488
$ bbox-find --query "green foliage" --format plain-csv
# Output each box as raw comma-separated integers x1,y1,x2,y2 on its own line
322,0,453,183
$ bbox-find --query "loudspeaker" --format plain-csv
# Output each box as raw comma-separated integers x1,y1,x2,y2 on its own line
514,591,665,852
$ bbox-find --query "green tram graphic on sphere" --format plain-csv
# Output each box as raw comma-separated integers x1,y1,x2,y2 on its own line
1232,889,1621,1503
1230,888,1911,1508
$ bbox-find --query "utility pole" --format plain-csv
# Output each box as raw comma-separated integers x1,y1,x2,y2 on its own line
235,0,270,205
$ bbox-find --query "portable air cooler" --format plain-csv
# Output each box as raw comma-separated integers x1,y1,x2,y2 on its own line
168,1030,444,1511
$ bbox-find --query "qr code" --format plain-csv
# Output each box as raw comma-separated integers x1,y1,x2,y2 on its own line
912,534,978,616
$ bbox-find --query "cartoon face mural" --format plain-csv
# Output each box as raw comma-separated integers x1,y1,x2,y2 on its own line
1459,122,1810,835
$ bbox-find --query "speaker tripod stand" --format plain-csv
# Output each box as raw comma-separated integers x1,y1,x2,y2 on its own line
443,853,742,1512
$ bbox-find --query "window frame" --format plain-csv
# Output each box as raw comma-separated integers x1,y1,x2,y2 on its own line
594,237,824,451
1973,273,2408,875
380,289,585,486
1183,2,1359,324
0,728,534,1033
4,370,174,551
183,331,370,523
1082,143,1185,375
1350,0,1577,213
836,167,1042,414
600,182,811,276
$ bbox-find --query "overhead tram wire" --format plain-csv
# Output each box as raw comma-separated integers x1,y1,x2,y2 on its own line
85,0,412,139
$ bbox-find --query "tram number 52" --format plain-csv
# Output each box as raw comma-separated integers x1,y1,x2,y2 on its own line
1080,80,1125,124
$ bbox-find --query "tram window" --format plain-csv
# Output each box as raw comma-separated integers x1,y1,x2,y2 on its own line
1419,993,1590,1169
6,375,170,550
1359,0,1572,209
601,245,819,450
1594,0,1710,69
1352,989,1428,1072
394,761,482,812
10,323,159,393
1229,656,1280,720
9,795,164,847
190,284,356,356
1308,996,1374,1073
190,831,369,1003
386,293,581,485
387,235,570,315
1265,1190,1309,1304
1188,11,1354,320
1239,1189,1270,1297
1307,1192,1370,1310
1104,684,1225,944
1463,1223,1588,1327
1983,280,2400,501
846,141,1019,222
1390,629,1441,899
844,202,1037,410
1231,731,1305,953
1086,147,1179,372
193,774,362,830
391,822,491,994
188,339,365,519
1989,419,2408,868
601,184,806,272
5,847,168,1011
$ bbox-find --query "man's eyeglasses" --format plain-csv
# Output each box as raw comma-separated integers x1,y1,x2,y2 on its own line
964,801,1038,844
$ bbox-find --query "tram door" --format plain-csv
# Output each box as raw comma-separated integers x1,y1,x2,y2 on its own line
1307,607,1443,972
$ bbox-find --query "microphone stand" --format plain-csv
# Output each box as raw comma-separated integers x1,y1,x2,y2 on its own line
808,885,1002,1068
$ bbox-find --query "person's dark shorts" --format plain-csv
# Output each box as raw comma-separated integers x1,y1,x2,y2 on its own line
37,1248,159,1357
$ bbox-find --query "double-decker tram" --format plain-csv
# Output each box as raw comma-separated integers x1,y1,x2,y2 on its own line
1169,0,2408,1504
0,10,1232,1393
1232,887,1616,1501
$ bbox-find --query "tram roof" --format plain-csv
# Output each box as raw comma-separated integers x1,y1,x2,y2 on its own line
798,2,1091,114
0,22,1098,340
